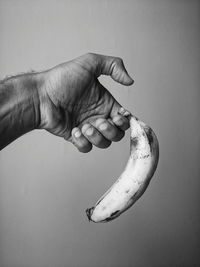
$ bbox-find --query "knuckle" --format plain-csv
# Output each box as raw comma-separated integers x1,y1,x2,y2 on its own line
98,122,109,132
95,118,107,127
81,123,92,134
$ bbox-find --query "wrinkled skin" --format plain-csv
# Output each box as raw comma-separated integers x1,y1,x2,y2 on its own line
39,53,134,152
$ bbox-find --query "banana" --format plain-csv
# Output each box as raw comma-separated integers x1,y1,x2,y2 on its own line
86,115,159,223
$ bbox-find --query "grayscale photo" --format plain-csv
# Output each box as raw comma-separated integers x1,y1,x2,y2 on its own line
0,0,199,266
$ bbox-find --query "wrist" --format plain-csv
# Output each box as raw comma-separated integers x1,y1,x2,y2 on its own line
15,72,42,130
0,72,43,149
24,70,55,131
33,71,45,129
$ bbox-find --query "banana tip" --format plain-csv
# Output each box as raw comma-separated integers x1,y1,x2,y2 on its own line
85,207,94,222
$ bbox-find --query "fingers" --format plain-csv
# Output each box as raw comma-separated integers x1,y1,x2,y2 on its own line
94,118,125,142
71,127,92,153
112,114,130,131
81,123,111,149
71,113,130,153
93,53,134,85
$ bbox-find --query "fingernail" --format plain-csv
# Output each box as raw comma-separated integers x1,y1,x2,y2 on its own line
74,130,81,138
119,107,125,114
86,127,94,136
99,123,107,131
123,110,131,116
118,107,131,117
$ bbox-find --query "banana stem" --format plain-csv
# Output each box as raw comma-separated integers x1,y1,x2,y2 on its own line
118,107,139,122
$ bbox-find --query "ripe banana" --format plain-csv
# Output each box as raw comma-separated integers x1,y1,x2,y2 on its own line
86,115,159,223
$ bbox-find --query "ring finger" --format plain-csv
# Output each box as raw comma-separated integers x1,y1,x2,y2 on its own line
82,123,111,149
71,127,92,153
94,118,125,142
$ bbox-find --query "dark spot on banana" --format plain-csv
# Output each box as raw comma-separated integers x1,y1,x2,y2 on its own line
86,207,94,221
99,210,121,223
131,137,138,147
131,192,138,200
145,128,154,152
110,210,120,217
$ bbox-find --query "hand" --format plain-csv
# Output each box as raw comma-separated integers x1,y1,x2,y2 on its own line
38,53,134,152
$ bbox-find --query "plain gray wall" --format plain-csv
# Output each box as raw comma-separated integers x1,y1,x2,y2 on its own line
0,0,199,266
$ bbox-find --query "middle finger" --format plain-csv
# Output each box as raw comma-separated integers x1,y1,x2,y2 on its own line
81,123,111,149
94,118,125,142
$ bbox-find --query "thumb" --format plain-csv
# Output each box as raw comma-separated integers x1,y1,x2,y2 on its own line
97,54,134,85
97,80,131,120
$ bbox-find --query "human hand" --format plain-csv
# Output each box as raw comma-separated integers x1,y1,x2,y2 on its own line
38,53,134,152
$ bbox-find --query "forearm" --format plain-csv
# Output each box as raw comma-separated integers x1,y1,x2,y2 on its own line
0,73,41,150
